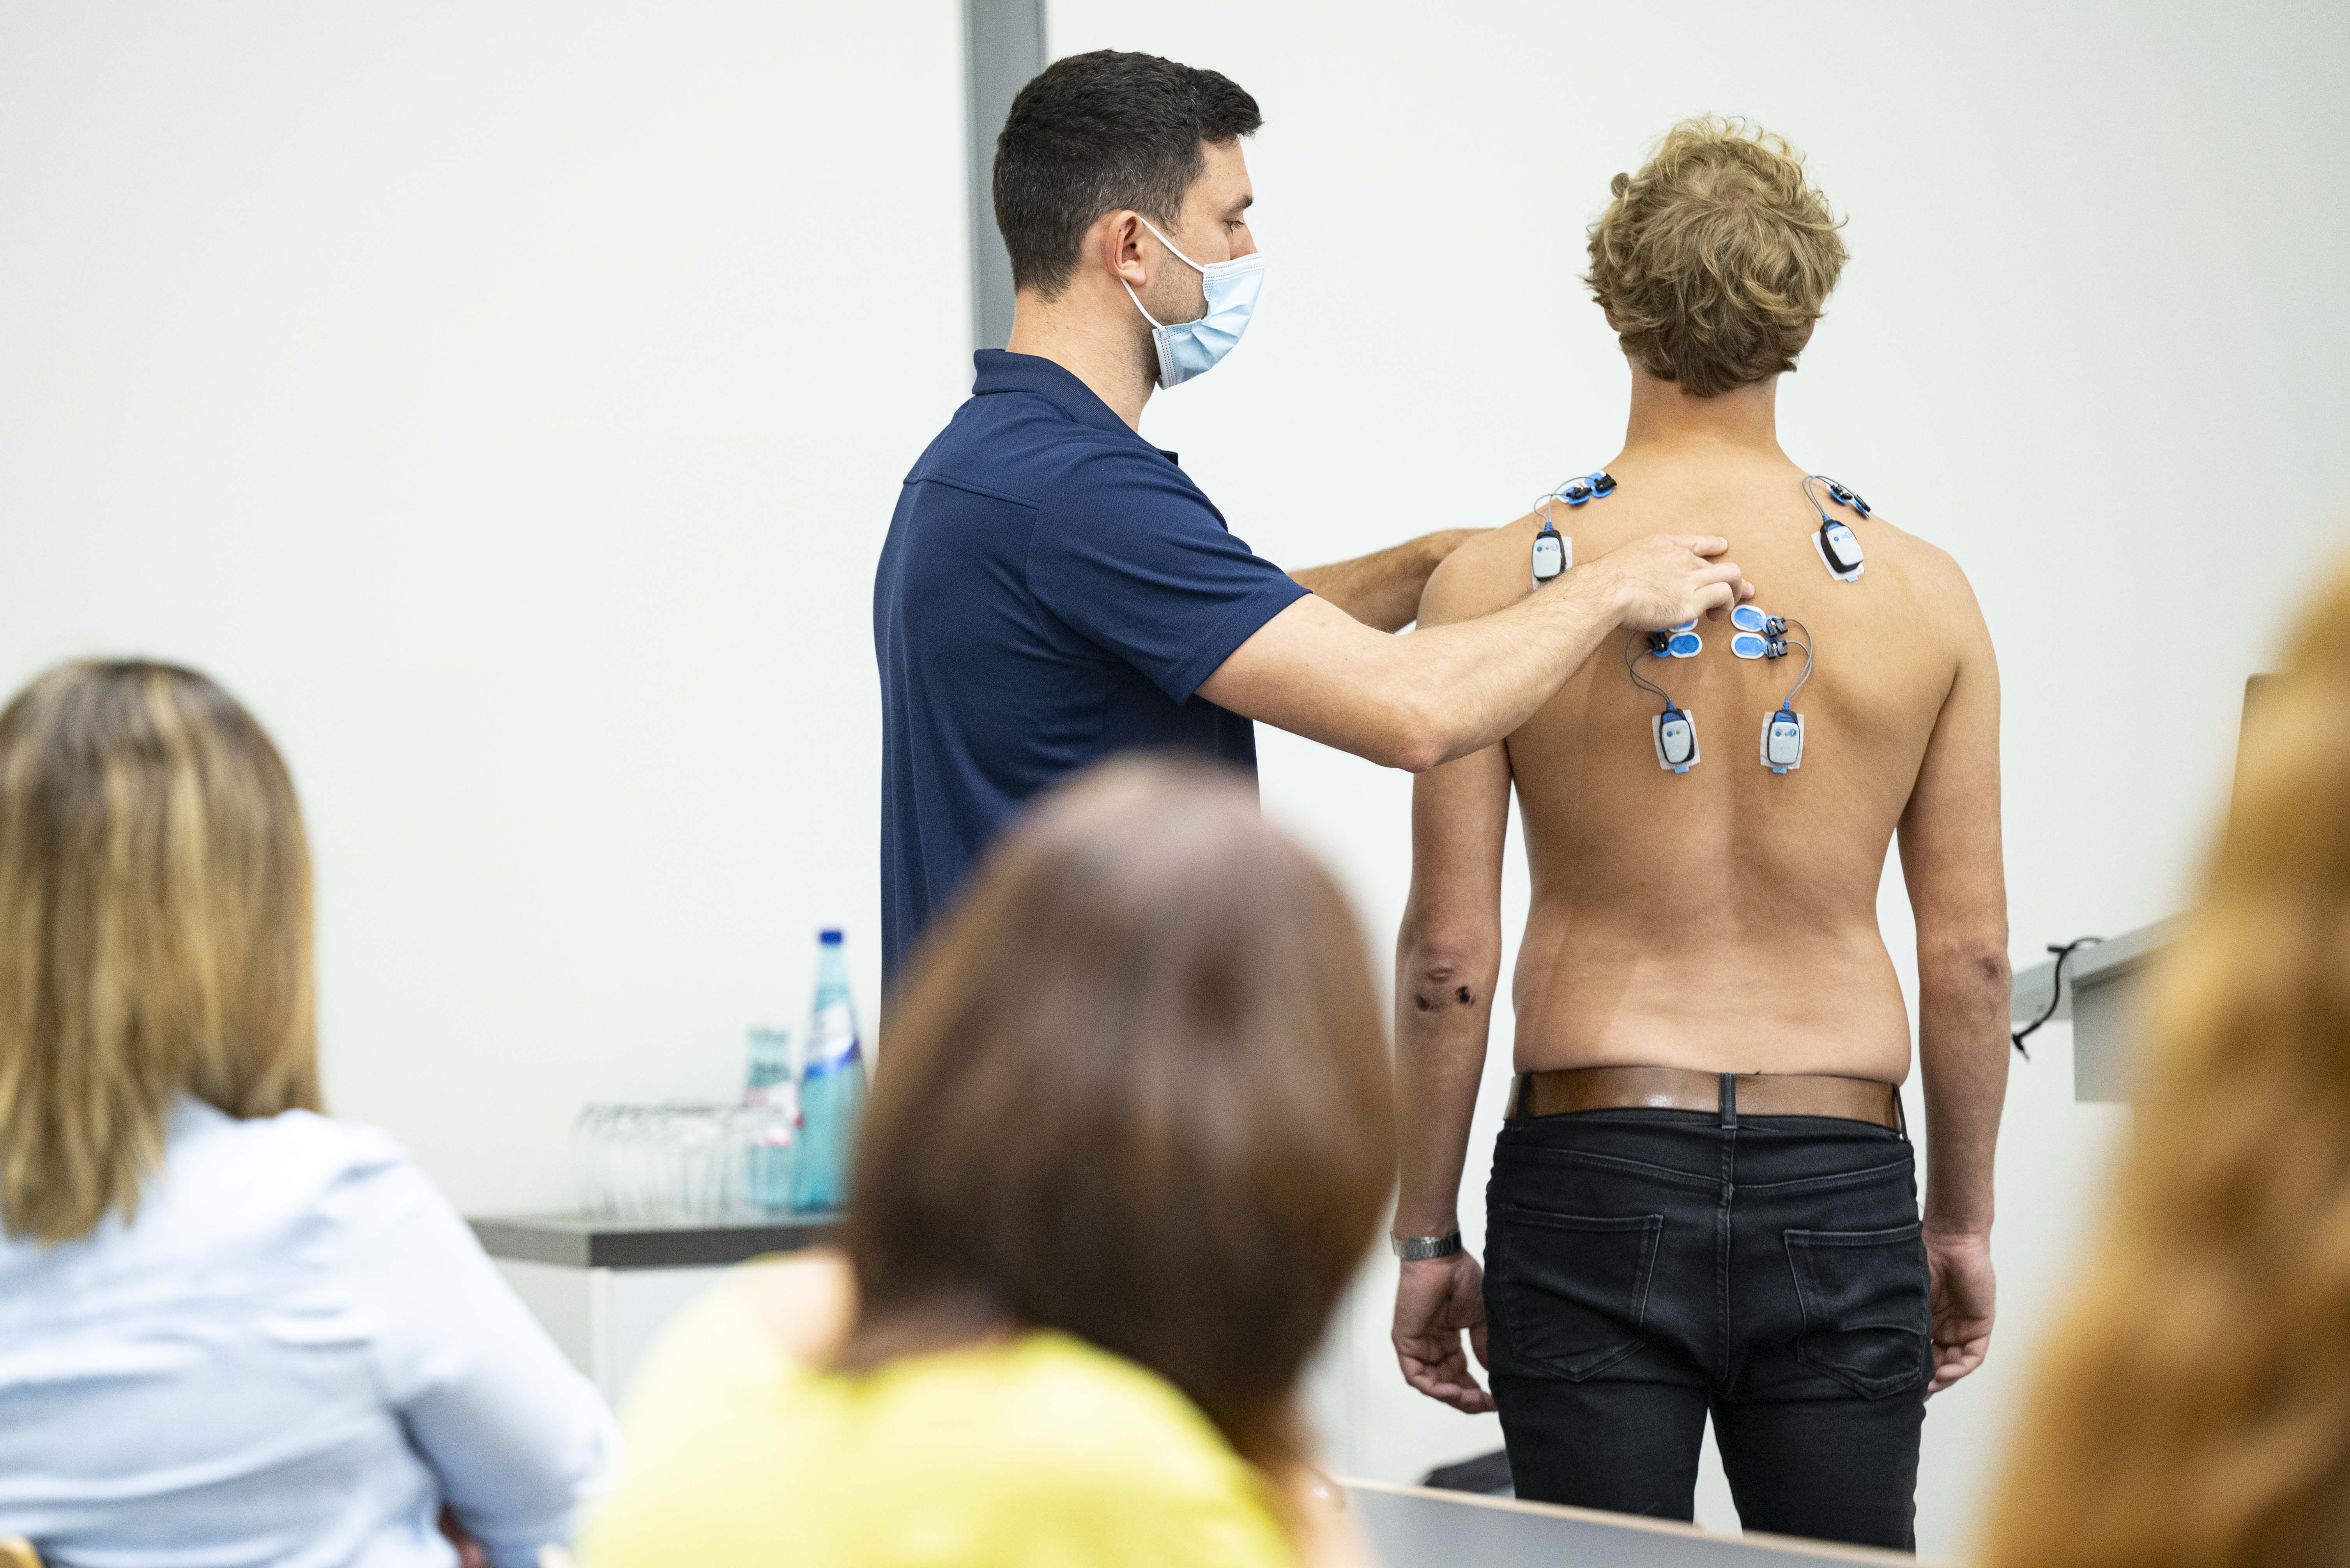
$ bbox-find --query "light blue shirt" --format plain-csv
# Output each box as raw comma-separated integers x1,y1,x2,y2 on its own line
0,1100,618,1568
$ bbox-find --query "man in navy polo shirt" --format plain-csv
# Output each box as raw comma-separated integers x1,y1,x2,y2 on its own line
875,51,1750,983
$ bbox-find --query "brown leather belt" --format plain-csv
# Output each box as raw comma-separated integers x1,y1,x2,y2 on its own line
1507,1065,1904,1130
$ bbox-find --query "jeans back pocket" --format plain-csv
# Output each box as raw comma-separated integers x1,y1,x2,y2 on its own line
1485,1205,1662,1382
1783,1222,1932,1398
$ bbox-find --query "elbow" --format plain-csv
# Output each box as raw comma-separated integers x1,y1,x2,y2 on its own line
1377,694,1455,774
1397,926,1502,1018
1920,933,2012,1006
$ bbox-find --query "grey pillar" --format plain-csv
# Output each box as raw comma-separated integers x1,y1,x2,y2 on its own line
964,0,1046,352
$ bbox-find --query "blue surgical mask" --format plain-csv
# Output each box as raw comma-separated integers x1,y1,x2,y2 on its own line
1121,215,1265,389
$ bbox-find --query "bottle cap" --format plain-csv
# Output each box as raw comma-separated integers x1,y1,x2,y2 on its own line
819,929,844,945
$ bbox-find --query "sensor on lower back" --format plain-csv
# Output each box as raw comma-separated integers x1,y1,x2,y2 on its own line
1654,706,1699,773
1761,708,1804,773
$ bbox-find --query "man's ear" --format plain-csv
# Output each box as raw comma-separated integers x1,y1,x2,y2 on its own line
1798,321,1816,351
1096,210,1149,288
1601,306,1622,335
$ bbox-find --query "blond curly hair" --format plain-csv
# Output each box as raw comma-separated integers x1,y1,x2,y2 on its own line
1585,117,1847,398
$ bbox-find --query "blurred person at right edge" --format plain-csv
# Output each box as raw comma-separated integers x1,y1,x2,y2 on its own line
579,759,1390,1568
1979,554,2350,1568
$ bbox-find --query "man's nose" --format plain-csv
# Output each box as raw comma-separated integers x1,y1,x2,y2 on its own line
1227,228,1258,261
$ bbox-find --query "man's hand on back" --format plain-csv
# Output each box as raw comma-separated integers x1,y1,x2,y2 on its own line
1924,1227,1995,1395
1578,533,1754,630
1392,1252,1494,1414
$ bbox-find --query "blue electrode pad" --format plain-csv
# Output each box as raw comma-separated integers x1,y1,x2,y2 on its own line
1731,632,1771,660
1731,604,1769,633
1650,620,1701,658
1761,708,1804,773
1827,481,1871,516
1654,706,1699,773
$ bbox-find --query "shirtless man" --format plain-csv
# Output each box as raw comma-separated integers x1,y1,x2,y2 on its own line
1386,119,2009,1552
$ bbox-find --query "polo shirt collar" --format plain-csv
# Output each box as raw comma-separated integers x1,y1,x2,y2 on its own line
972,350,1138,439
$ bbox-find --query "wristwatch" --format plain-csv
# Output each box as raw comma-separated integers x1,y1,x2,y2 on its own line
1391,1229,1464,1262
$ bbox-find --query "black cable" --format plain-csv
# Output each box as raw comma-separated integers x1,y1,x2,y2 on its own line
2011,936,2104,1059
1622,630,1678,709
1802,474,1837,526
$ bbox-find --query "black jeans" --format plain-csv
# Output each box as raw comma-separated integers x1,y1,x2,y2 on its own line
1484,1100,1929,1552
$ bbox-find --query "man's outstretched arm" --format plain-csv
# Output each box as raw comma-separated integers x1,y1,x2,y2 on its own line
1203,532,1749,772
1897,567,2010,1397
1289,530,1479,632
1388,554,1518,1416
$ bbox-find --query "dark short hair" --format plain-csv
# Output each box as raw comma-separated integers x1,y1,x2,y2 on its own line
840,759,1393,1474
992,50,1262,298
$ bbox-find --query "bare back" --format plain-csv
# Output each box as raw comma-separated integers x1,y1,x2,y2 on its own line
1419,450,1995,1082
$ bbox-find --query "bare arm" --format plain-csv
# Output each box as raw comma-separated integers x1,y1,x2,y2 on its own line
1289,530,1479,633
1897,571,2009,1394
1387,559,1518,1415
1202,532,1749,773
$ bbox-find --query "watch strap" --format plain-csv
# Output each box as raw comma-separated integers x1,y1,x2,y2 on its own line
1391,1229,1463,1262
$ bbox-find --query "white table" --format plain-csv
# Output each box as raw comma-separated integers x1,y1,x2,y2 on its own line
1343,1481,1936,1568
467,1212,832,1403
2009,916,2178,1102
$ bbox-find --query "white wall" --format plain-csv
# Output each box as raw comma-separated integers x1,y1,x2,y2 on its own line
0,4,965,1208
1039,0,2350,1557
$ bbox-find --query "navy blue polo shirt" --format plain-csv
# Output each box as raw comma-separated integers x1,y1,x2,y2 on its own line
874,350,1308,983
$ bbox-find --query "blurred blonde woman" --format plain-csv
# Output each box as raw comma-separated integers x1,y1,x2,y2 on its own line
583,759,1393,1568
1979,557,2350,1568
0,661,615,1567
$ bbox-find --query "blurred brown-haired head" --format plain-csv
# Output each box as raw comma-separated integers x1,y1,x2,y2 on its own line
0,660,319,1243
1980,550,2350,1568
841,758,1395,1474
1585,116,1847,398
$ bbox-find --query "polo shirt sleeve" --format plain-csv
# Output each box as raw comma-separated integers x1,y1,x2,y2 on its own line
1027,449,1310,703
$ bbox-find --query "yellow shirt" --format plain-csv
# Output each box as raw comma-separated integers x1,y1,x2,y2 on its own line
579,1267,1298,1568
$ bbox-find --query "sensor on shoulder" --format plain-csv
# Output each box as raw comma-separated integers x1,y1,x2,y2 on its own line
1528,469,1614,586
1804,474,1868,583
1815,520,1865,580
1531,518,1567,585
1654,705,1699,774
1761,707,1804,773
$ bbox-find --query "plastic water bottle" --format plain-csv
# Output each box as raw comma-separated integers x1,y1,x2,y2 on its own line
742,1027,797,1210
789,929,866,1212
